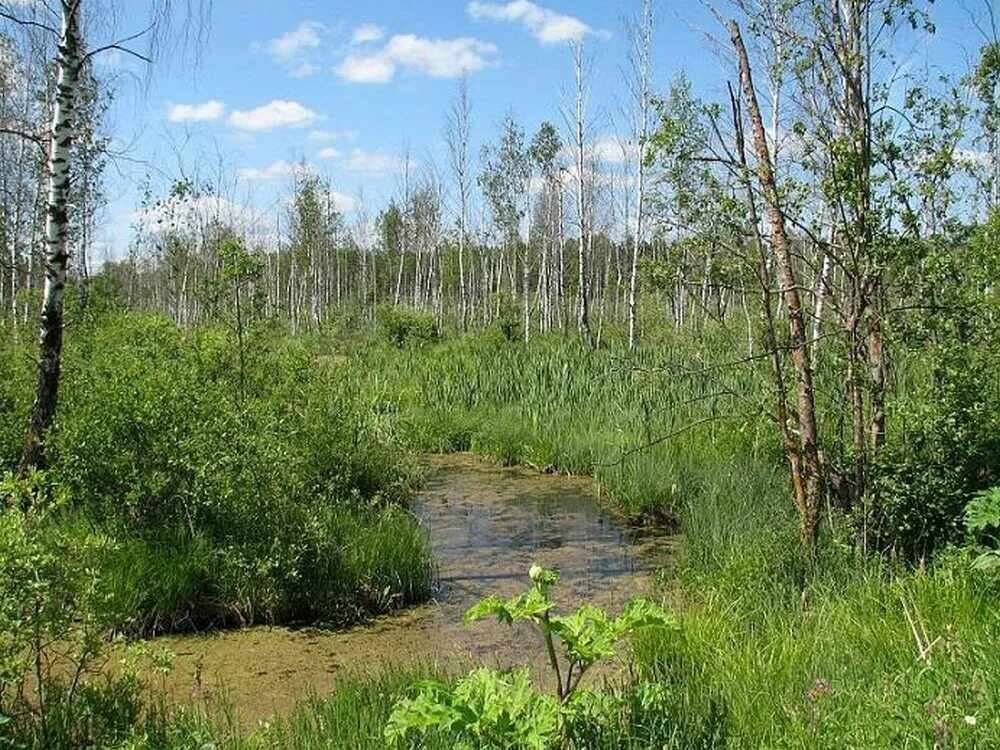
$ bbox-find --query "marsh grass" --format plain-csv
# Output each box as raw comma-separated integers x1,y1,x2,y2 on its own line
5,321,999,748
341,333,782,539
635,553,1000,748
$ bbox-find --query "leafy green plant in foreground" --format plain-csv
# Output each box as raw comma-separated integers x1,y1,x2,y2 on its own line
965,486,1000,571
384,565,677,749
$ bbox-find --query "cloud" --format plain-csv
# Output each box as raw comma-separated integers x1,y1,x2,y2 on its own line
336,34,497,83
308,129,358,142
228,100,320,131
467,1,592,44
336,54,396,83
318,147,342,159
329,191,359,213
591,135,635,164
237,160,300,181
339,147,404,175
290,62,320,78
167,100,225,123
351,23,386,44
268,21,324,62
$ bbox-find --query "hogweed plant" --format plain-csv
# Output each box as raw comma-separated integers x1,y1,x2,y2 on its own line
965,486,1000,571
384,564,677,749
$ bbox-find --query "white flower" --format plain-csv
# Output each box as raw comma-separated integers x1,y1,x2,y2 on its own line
529,564,543,581
965,715,978,727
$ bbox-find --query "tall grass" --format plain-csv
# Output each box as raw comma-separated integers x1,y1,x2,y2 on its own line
340,332,786,546
6,318,999,748
635,553,1000,748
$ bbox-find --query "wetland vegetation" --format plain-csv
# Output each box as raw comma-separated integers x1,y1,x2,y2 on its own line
3,0,1000,748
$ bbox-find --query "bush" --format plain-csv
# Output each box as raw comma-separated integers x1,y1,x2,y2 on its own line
868,349,1000,561
377,306,440,347
0,474,160,750
0,312,433,636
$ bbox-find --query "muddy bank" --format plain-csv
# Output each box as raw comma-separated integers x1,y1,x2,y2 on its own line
154,454,676,724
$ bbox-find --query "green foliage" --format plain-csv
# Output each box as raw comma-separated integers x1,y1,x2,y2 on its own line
634,556,1000,749
868,218,1000,559
377,305,440,347
340,331,780,533
385,669,561,750
386,566,677,749
0,324,33,469
464,566,676,698
965,487,1000,571
0,474,166,750
0,312,432,636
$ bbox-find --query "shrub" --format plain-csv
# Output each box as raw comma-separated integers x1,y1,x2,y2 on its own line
377,306,440,347
1,312,433,636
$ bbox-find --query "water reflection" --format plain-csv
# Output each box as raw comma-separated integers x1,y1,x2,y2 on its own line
156,455,675,723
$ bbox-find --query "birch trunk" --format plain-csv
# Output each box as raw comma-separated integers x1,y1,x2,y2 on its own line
572,44,592,344
21,0,83,472
627,0,653,350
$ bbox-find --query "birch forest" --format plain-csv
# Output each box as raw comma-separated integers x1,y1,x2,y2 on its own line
3,1,1000,748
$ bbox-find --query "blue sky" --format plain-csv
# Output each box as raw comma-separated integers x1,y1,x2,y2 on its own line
96,0,982,260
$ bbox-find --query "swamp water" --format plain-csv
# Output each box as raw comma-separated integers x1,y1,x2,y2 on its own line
156,455,676,722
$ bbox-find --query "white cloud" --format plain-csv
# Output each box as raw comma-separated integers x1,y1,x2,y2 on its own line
138,195,276,248
167,99,225,123
336,54,396,83
591,135,635,164
268,21,324,62
308,129,358,142
467,1,592,44
336,34,498,83
329,191,359,213
290,62,320,78
237,160,299,181
228,100,320,131
351,23,386,44
339,147,403,175
318,147,342,159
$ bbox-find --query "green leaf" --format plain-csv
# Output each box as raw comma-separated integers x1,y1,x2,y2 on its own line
965,487,1000,532
972,551,1000,571
463,586,554,626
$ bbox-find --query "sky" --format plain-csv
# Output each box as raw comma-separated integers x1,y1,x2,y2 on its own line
91,0,986,261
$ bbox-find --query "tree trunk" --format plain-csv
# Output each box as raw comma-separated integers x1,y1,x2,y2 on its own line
21,0,83,473
730,19,824,559
627,0,653,350
572,44,592,345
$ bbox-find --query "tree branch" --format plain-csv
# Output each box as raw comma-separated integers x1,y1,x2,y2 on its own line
0,9,58,35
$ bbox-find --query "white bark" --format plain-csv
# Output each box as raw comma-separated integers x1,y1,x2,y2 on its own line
22,0,82,470
627,0,653,350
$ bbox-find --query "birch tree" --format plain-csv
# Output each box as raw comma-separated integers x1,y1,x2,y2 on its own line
445,74,472,329
729,18,825,558
15,0,86,471
529,121,562,333
2,0,208,472
568,42,593,345
625,0,654,349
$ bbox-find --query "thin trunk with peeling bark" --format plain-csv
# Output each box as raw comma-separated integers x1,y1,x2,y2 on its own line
627,0,653,350
570,43,592,345
21,0,82,473
730,19,824,558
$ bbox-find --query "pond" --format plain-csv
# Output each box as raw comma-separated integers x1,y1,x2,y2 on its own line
155,454,676,723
